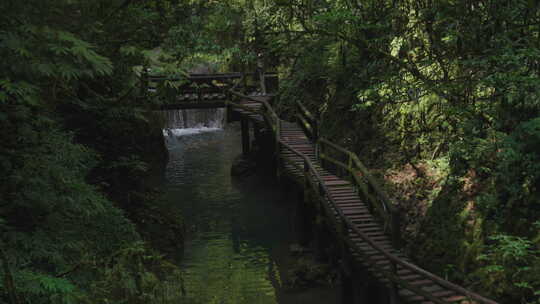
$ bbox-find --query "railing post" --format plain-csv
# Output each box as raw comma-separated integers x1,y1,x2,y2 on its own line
294,102,301,129
301,158,311,245
315,140,320,161
276,120,280,156
366,183,375,214
318,181,325,197
303,159,310,197
390,261,400,304
140,66,148,97
166,81,176,104
319,141,325,169
313,120,318,142
259,67,267,95
197,85,202,103
275,119,281,181
226,92,233,123
241,117,250,156
340,210,349,241
391,208,401,250
347,154,353,184
242,72,248,94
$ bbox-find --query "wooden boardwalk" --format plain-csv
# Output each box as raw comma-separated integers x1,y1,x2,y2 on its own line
228,92,498,304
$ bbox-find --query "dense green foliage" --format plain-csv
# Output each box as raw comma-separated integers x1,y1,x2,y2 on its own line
0,1,188,303
228,0,540,302
4,0,540,302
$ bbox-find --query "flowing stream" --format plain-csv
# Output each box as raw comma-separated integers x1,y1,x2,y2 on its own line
158,109,338,304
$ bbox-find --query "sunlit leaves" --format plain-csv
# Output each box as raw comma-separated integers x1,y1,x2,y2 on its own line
1,26,113,84
474,234,539,299
243,0,540,301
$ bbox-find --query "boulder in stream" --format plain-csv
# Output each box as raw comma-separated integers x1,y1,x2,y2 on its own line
230,155,256,177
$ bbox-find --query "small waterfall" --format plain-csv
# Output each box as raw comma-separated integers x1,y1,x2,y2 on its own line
162,108,225,139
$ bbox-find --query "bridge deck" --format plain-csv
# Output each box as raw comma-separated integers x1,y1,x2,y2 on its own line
230,94,496,304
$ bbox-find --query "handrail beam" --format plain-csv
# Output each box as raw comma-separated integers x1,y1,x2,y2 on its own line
279,140,497,304
295,100,316,123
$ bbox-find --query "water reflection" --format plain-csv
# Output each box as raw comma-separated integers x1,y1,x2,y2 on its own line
160,123,336,304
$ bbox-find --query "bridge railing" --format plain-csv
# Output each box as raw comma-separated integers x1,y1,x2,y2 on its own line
227,90,280,154
295,100,318,140
141,73,243,104
294,100,401,248
318,138,402,248
279,140,498,304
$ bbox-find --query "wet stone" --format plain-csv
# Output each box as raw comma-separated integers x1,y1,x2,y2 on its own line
230,155,256,177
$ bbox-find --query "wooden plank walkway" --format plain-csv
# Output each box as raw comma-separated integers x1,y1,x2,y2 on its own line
229,93,498,304
277,121,469,304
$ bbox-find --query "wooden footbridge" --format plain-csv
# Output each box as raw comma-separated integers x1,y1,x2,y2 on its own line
141,71,277,110
153,72,498,304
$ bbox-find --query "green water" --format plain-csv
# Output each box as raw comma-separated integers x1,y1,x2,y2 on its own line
160,124,338,304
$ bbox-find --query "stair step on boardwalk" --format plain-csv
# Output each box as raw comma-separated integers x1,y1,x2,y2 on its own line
230,93,498,304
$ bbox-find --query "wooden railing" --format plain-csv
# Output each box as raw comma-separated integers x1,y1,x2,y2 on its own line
146,72,242,83
318,138,402,248
142,73,242,104
295,99,401,248
278,140,498,304
227,90,280,155
143,72,278,98
295,100,318,140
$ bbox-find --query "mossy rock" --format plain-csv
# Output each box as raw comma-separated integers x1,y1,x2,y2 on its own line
286,254,337,288
230,155,257,177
